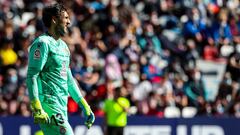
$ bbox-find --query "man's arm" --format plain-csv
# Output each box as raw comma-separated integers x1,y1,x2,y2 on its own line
26,41,48,100
116,99,129,113
67,68,84,103
67,68,95,128
26,40,50,124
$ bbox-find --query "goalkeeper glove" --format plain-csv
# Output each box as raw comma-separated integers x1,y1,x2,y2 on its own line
78,98,95,129
30,99,50,124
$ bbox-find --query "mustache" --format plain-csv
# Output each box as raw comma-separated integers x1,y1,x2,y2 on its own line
57,26,70,36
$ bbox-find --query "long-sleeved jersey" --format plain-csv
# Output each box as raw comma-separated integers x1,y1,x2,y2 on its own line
26,33,82,119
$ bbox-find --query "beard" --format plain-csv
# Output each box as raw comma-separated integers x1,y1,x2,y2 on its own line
56,25,68,36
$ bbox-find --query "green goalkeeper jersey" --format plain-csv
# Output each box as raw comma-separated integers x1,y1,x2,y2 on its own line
26,33,82,120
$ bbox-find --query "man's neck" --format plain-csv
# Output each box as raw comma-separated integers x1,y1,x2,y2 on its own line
47,28,60,40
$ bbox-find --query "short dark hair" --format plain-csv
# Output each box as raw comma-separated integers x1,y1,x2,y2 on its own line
42,3,67,28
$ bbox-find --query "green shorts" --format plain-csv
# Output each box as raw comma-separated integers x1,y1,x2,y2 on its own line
40,122,74,135
39,95,74,135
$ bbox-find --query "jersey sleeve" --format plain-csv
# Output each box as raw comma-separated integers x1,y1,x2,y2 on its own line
26,40,49,101
67,68,83,103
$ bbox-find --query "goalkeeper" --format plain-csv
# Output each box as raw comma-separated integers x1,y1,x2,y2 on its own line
26,3,95,135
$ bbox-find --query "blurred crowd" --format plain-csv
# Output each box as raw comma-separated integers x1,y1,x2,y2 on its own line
1,0,240,118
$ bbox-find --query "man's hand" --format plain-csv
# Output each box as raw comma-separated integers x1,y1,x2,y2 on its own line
31,99,50,124
78,98,95,129
84,111,95,129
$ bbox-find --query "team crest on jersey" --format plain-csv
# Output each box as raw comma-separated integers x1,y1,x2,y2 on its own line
34,49,41,59
60,126,66,134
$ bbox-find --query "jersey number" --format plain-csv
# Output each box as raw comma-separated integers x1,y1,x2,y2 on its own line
51,113,64,126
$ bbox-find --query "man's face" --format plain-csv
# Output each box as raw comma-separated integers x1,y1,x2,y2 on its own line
56,11,70,36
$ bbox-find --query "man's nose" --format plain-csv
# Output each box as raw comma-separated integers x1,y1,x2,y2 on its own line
67,19,71,26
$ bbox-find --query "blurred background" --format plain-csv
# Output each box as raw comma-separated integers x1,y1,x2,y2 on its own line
0,0,240,135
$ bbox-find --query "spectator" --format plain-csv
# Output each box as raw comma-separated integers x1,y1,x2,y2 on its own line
184,68,207,115
137,22,162,55
210,9,232,45
172,74,189,110
203,37,219,61
105,54,123,88
0,37,18,68
182,7,207,42
225,49,240,83
2,68,18,95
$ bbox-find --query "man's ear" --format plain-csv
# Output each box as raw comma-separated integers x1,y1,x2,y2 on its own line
52,17,57,24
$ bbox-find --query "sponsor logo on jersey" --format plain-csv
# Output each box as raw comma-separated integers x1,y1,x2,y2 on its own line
34,49,41,59
60,61,67,77
60,126,66,134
